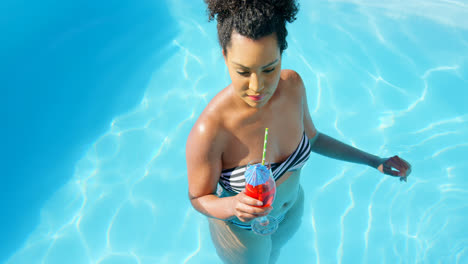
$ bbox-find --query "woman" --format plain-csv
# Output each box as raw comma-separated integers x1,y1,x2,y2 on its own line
185,0,412,263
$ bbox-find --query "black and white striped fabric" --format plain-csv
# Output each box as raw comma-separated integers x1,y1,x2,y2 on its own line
219,131,313,194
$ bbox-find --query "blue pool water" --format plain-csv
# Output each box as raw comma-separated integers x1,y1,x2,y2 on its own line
3,0,468,263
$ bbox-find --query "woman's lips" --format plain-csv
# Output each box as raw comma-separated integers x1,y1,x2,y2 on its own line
248,95,265,101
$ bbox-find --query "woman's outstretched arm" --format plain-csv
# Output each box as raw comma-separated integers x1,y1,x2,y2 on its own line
310,133,411,180
297,71,411,181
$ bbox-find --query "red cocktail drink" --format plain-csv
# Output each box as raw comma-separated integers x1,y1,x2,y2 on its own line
244,161,279,235
245,177,275,207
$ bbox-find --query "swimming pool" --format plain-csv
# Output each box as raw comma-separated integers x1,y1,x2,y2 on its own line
4,0,467,263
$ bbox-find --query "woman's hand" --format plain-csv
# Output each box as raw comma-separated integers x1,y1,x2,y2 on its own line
229,192,273,222
377,155,412,182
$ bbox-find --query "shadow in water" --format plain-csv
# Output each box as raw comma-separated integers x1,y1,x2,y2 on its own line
1,0,177,261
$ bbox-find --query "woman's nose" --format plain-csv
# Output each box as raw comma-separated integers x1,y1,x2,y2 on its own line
249,73,264,92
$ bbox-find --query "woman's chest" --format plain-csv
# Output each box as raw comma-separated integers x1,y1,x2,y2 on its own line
221,101,303,168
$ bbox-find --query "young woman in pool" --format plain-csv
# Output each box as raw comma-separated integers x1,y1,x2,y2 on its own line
185,0,412,263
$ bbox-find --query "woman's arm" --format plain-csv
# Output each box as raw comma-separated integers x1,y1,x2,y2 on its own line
186,117,235,220
186,114,272,221
309,132,382,169
310,133,411,180
297,71,411,180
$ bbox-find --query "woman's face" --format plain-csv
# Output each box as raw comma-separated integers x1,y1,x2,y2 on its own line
224,32,282,109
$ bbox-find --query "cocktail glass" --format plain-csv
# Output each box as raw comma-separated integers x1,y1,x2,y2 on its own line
244,161,278,235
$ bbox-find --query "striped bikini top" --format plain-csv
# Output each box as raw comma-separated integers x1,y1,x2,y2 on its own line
219,131,313,193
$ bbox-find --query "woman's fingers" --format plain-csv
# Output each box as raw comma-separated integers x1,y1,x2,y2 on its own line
236,208,272,222
401,158,412,176
238,192,263,207
236,205,273,222
386,156,401,169
391,156,411,176
392,156,410,172
383,156,411,180
233,192,273,222
383,164,399,176
378,156,412,181
236,202,272,216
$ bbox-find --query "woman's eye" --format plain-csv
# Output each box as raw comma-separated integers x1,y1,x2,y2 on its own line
237,71,250,76
264,67,275,73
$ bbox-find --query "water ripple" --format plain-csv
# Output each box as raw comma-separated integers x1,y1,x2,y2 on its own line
7,0,467,263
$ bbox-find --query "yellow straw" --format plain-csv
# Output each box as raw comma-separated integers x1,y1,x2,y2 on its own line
261,128,269,165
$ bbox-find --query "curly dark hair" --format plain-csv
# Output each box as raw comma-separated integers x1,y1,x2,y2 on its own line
205,0,299,54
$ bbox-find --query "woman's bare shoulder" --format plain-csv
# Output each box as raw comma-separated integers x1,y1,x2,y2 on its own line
281,69,304,87
186,87,230,153
186,90,232,199
279,69,305,99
